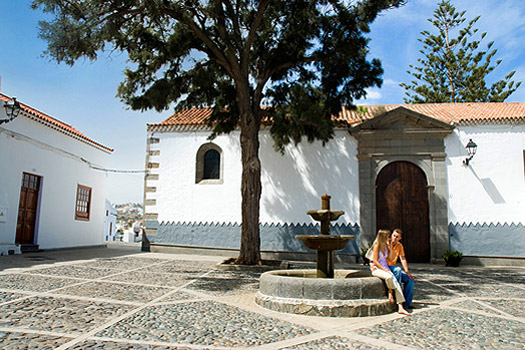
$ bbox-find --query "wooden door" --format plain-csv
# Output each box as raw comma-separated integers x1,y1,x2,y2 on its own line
376,161,430,263
16,173,41,245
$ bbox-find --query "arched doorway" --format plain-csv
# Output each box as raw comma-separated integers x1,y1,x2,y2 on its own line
376,161,430,263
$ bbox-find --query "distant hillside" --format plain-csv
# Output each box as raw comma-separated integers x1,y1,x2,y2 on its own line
114,203,143,227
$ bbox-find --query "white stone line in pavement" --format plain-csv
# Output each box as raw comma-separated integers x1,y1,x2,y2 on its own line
475,297,525,301
152,299,203,306
342,331,418,350
443,305,525,323
0,277,131,309
0,258,116,274
467,298,524,320
97,279,183,289
179,287,221,301
40,292,143,306
1,287,141,307
0,284,160,308
460,269,525,291
249,326,419,350
0,288,39,299
54,269,217,350
29,260,176,292
248,329,330,350
82,260,177,280
20,272,104,282
0,327,77,339
87,335,228,349
419,274,525,323
417,276,469,299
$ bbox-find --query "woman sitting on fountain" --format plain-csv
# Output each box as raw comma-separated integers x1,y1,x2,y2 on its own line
370,229,411,316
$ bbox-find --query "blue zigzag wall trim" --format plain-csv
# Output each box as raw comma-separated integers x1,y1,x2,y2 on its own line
449,222,525,257
153,221,360,255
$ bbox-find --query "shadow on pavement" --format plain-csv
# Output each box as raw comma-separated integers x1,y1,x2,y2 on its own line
0,243,142,272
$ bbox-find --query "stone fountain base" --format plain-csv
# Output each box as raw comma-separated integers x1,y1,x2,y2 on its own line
255,269,396,317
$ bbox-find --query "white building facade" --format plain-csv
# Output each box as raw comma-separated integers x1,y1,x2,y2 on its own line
0,93,112,254
143,103,525,265
104,199,117,241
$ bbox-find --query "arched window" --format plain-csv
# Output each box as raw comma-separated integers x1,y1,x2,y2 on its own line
203,149,220,179
196,143,223,184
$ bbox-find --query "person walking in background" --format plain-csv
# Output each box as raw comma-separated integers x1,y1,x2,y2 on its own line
370,229,411,315
387,229,415,309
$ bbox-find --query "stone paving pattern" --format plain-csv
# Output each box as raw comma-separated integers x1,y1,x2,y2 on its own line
0,246,523,349
282,336,388,350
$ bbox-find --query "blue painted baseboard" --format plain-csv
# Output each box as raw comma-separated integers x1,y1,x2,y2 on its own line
151,221,360,255
449,223,525,257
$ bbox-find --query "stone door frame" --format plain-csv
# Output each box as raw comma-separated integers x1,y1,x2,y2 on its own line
350,107,453,262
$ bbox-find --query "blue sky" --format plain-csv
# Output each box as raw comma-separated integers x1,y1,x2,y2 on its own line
1,1,524,203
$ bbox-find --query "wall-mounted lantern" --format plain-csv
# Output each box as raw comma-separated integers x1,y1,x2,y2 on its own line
1,98,22,125
463,139,477,166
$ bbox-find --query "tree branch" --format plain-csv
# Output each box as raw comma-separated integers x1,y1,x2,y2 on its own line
242,0,271,72
163,6,234,77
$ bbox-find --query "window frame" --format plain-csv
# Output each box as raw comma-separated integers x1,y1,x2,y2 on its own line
195,143,223,184
75,184,92,221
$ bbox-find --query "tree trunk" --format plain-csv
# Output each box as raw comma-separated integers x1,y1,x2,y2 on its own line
236,108,262,265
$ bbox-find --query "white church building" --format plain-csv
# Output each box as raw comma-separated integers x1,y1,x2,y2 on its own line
143,103,525,265
0,93,112,254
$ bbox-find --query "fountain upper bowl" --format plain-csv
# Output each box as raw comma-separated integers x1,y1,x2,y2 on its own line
306,209,344,221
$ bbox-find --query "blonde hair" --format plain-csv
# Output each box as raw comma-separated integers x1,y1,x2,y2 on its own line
373,229,391,253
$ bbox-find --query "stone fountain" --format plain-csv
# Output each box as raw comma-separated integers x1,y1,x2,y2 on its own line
255,194,396,317
296,194,354,278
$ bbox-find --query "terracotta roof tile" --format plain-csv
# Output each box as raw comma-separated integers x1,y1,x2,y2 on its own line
1,93,113,152
151,102,525,129
160,107,213,125
337,103,525,125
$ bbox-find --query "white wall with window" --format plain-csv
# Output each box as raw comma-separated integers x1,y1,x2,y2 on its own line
151,129,359,226
0,94,112,252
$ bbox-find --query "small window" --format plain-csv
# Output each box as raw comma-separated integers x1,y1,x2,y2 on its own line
75,185,92,221
196,143,223,184
203,150,220,179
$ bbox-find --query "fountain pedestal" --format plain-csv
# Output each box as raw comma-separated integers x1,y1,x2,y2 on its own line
296,194,354,278
296,234,354,278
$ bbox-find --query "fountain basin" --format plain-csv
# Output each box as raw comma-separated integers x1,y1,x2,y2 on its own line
295,235,355,251
255,269,396,317
306,209,344,221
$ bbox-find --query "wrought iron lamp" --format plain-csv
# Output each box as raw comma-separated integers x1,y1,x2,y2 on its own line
463,139,477,166
1,98,22,125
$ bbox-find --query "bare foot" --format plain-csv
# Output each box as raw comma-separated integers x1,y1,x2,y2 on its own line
388,291,394,303
398,307,411,316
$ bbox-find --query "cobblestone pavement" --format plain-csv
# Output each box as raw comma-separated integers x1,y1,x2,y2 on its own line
0,246,523,349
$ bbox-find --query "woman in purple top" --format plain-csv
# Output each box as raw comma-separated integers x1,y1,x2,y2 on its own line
370,229,411,315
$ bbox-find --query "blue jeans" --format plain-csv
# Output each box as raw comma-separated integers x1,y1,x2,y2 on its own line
389,265,414,307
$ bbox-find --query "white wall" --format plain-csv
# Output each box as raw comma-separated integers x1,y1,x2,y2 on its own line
0,111,111,249
446,125,525,224
148,129,359,226
104,199,117,241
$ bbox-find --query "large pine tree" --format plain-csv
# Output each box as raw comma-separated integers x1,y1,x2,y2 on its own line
400,0,521,103
33,0,405,264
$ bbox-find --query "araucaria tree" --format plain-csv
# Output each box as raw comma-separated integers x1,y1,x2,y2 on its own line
33,0,404,264
401,0,521,103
